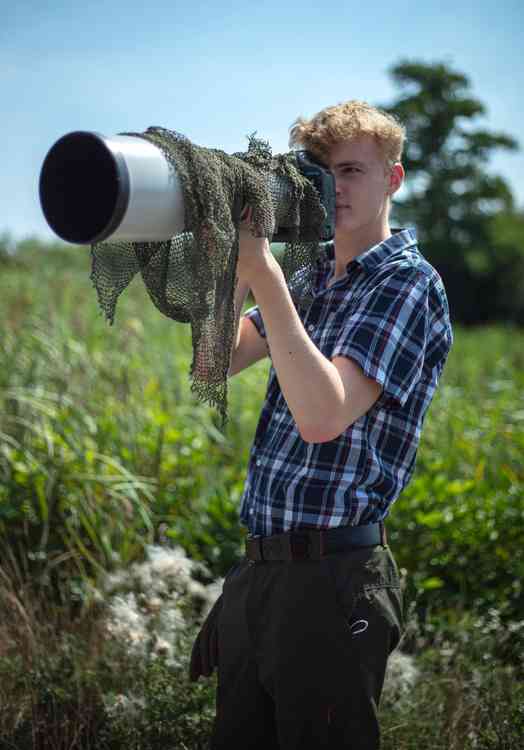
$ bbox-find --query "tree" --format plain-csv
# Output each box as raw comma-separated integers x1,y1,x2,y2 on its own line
381,61,523,324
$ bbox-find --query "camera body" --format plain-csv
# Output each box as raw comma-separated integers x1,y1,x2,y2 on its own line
293,151,336,242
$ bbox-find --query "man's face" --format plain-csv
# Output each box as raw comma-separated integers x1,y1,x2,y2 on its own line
328,136,400,239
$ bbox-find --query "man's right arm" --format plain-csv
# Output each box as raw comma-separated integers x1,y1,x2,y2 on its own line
228,277,269,377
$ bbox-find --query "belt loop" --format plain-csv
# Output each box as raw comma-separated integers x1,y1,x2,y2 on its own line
380,521,387,547
307,529,326,560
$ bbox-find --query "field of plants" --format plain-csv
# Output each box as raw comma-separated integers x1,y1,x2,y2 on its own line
1,241,523,749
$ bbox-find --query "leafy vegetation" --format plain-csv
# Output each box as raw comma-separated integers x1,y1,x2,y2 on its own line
2,241,523,618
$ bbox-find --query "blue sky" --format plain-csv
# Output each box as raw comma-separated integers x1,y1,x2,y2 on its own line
2,0,523,242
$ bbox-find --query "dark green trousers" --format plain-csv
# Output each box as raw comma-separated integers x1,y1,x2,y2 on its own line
210,544,404,750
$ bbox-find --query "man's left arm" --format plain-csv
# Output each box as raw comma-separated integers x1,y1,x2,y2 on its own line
239,236,382,443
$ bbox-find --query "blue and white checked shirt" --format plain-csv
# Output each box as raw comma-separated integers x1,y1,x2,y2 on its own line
239,228,453,537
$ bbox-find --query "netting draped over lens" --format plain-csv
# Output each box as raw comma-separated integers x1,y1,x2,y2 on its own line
90,127,328,424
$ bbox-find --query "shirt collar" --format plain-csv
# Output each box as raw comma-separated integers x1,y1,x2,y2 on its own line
323,227,419,275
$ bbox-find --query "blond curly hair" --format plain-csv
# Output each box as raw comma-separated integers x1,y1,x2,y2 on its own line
289,100,405,169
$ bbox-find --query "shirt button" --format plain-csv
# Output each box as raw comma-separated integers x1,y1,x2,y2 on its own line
308,324,314,332
249,508,254,515
256,459,261,466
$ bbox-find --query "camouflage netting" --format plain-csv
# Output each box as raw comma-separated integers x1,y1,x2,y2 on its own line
90,126,328,424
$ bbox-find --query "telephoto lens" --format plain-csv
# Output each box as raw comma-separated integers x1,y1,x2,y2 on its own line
39,130,335,245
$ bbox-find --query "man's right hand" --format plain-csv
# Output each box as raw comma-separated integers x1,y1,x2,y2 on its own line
189,593,224,681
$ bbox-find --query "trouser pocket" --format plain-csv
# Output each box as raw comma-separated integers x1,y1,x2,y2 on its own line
322,545,404,654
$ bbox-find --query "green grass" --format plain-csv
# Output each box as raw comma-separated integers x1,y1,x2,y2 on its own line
1,242,523,748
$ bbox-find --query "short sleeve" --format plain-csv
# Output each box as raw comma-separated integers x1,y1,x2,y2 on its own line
243,305,267,339
331,269,430,408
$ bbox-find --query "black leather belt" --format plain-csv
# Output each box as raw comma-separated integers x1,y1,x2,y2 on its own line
245,522,386,562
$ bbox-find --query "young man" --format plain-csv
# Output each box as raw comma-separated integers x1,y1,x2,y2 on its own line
191,101,453,750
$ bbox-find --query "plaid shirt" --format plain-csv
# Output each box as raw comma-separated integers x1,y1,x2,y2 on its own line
239,228,453,537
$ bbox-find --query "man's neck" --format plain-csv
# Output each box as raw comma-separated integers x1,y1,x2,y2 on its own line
332,221,392,280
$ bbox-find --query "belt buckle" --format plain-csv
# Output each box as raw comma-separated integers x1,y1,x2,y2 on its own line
262,534,284,560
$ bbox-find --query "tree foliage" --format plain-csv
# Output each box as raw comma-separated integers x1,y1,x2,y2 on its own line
382,61,523,323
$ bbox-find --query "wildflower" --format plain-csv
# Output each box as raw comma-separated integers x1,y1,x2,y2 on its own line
102,544,221,667
381,651,420,706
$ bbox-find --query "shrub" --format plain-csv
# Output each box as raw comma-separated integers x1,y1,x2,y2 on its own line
0,542,219,748
380,601,524,750
388,326,524,620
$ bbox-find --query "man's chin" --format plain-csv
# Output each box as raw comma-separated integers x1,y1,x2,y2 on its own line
335,216,360,233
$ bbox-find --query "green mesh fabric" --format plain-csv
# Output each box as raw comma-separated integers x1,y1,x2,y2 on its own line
90,127,327,424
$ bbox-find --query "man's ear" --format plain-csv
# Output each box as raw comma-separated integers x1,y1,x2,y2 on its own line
388,163,405,195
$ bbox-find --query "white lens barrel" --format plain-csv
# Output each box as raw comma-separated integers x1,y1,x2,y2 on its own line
104,135,185,242
39,131,186,244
